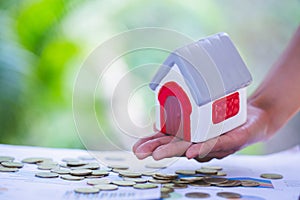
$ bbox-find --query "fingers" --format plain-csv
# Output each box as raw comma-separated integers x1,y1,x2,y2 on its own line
132,132,165,153
134,135,177,159
152,140,192,160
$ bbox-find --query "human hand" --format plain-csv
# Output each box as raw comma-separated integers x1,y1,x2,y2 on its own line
133,103,271,162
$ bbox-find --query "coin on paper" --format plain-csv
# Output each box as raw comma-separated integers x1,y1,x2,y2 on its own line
260,173,283,180
1,161,24,168
35,172,59,178
61,175,84,181
112,180,136,186
94,184,118,191
70,169,92,176
133,184,158,189
185,192,210,198
241,180,260,187
217,192,242,199
74,187,99,194
0,167,19,172
87,178,111,185
0,156,14,163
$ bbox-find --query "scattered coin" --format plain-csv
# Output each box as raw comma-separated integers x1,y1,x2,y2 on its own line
133,183,158,189
72,163,100,170
94,184,118,191
0,167,19,172
172,180,193,184
74,187,99,194
61,175,84,181
119,171,142,178
1,161,24,168
185,192,210,198
160,187,174,193
141,171,155,176
203,177,228,185
22,157,51,164
51,168,70,175
217,192,242,199
216,180,241,187
87,178,111,185
175,170,196,175
163,183,187,189
217,171,227,176
35,172,59,178
148,178,172,184
179,177,204,182
145,163,167,169
70,169,92,176
38,164,57,170
155,173,178,179
260,173,283,180
107,164,129,170
196,168,218,175
190,180,211,187
201,165,223,171
0,156,14,163
112,180,136,186
241,180,260,187
123,177,148,183
91,170,109,176
67,161,87,167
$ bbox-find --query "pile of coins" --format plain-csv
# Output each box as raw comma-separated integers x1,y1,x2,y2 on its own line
0,155,284,199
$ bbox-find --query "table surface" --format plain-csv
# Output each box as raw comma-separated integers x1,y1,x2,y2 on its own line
0,144,300,200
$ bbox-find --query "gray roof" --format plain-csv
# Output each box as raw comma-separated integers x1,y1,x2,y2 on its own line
150,32,252,106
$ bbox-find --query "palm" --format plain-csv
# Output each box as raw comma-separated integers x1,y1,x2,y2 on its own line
133,103,269,162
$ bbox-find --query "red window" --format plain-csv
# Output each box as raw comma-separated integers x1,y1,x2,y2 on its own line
212,92,240,124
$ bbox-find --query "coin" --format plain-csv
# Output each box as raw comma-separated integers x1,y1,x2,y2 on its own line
51,168,70,174
38,164,57,170
70,169,92,176
1,161,24,168
172,180,192,184
112,180,136,186
94,184,118,191
133,184,158,189
189,180,211,187
175,170,196,175
241,180,260,187
72,163,100,170
216,180,241,187
217,192,242,199
148,178,172,184
119,171,142,178
201,165,222,171
61,175,84,181
22,157,51,164
163,183,187,189
145,163,167,169
196,168,218,175
260,173,283,180
74,187,99,194
123,177,148,183
185,192,210,198
160,187,174,193
216,171,227,176
67,161,87,167
91,170,109,176
0,167,19,172
35,172,59,178
153,173,178,180
87,178,111,185
203,177,228,185
107,164,129,170
141,171,155,176
179,177,204,182
0,156,14,163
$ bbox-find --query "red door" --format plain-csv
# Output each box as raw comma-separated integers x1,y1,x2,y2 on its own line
164,96,183,139
158,82,192,141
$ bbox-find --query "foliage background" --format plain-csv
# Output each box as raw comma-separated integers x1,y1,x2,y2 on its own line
0,0,299,153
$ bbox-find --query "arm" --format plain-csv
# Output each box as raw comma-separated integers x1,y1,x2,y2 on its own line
133,26,300,161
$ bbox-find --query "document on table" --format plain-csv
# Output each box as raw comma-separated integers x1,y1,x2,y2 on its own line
0,144,300,200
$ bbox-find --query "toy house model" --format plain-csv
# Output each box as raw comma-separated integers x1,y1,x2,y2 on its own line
150,33,252,143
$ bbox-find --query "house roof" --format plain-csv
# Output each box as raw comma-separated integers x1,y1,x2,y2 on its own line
149,32,252,106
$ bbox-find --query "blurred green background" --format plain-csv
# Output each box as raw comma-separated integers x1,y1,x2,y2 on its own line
1,0,299,154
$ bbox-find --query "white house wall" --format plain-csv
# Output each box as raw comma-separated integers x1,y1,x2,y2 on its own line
154,65,248,143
